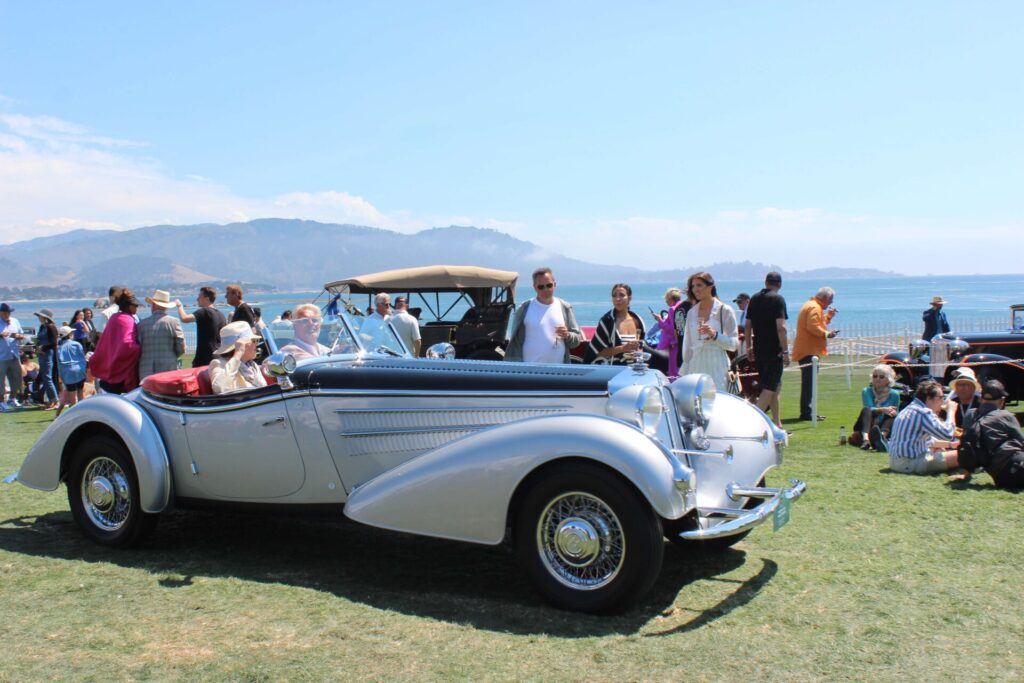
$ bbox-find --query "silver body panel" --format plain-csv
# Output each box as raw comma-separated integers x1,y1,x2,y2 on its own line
343,413,689,544
16,393,172,514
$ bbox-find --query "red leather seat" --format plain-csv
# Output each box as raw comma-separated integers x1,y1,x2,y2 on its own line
196,368,213,395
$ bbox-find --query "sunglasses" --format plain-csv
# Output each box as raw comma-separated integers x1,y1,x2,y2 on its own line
535,283,554,290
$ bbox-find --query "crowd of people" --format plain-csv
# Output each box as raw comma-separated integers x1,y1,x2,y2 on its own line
2,273,1020,490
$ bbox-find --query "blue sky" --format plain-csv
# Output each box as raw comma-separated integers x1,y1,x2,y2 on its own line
1,1,1021,274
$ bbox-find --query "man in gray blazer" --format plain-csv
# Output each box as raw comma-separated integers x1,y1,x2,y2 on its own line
504,267,582,363
136,290,185,381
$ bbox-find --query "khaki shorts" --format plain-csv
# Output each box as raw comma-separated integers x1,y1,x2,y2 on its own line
889,452,951,475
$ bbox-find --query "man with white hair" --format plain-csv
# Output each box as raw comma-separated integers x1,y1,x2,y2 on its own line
279,304,330,361
791,286,838,422
369,292,391,321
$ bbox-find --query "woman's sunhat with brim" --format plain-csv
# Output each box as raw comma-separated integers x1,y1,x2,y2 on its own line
33,308,55,322
215,321,262,355
931,296,948,305
145,289,175,309
949,366,981,392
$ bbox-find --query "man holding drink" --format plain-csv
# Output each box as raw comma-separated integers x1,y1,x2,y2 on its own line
504,267,582,363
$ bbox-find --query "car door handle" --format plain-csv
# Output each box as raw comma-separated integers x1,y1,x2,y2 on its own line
262,416,287,427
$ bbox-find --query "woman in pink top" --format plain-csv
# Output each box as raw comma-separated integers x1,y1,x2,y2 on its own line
88,289,141,394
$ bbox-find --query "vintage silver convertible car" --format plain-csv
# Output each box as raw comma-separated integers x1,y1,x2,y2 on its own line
7,310,805,613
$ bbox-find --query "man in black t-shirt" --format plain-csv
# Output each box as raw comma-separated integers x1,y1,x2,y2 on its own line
226,284,256,328
175,286,228,367
744,272,790,428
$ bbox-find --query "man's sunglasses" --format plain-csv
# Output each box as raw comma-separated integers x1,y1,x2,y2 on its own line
535,283,554,290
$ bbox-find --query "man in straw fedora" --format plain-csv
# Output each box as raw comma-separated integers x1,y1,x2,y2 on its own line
922,295,950,341
136,289,185,381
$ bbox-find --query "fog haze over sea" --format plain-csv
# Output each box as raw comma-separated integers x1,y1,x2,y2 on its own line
14,274,1022,335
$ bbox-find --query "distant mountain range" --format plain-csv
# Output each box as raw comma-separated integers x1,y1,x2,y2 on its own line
0,219,901,299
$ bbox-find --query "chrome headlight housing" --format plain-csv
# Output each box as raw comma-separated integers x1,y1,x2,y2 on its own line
909,339,930,360
669,373,716,428
426,342,456,360
948,339,969,358
606,385,664,435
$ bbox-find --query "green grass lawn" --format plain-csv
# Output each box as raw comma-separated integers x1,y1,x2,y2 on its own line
1,365,1022,682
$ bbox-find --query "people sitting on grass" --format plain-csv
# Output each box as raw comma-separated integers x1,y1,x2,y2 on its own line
951,380,1024,489
208,321,268,394
945,366,981,429
887,379,959,475
849,364,900,451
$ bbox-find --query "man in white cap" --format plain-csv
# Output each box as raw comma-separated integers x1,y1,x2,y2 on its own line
922,296,950,340
208,321,267,394
136,290,185,381
0,302,26,410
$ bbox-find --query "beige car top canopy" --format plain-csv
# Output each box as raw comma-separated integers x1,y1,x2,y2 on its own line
325,265,518,294
324,265,518,320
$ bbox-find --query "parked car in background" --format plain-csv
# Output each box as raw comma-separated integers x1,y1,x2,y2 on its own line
881,303,1024,402
7,305,804,613
322,265,517,360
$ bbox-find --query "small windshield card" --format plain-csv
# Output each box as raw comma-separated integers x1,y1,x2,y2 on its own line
773,496,791,532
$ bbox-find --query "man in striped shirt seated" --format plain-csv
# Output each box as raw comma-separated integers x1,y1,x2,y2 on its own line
888,379,960,475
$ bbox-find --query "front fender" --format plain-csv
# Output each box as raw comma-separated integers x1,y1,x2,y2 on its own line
16,394,172,514
344,414,689,545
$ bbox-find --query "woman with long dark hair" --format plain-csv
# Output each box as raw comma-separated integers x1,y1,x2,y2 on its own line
584,283,646,365
681,272,738,390
32,308,60,410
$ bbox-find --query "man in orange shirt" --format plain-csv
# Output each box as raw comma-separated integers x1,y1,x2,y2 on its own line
792,286,838,421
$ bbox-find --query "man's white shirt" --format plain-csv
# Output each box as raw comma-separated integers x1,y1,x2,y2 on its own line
389,310,421,355
522,298,566,363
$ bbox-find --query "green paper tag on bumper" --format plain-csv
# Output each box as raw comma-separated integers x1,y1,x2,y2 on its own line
773,495,791,531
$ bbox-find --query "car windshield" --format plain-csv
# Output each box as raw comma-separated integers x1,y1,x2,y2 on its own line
265,312,409,358
1013,307,1024,331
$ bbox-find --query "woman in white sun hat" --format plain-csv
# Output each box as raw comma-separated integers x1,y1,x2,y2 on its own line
208,321,267,394
946,366,981,429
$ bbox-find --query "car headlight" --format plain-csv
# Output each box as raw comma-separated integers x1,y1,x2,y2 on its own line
909,339,929,360
948,339,969,358
669,373,716,428
606,385,664,435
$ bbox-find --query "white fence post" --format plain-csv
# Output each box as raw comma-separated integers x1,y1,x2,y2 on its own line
811,355,819,429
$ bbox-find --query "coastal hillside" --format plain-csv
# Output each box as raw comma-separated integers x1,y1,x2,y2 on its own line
0,219,900,296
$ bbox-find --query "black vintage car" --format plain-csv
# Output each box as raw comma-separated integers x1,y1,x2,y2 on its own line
321,265,517,360
881,304,1024,401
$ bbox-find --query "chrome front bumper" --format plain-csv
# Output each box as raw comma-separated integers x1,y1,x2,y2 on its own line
677,478,807,540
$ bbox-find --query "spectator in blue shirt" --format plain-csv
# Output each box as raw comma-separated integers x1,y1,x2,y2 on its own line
56,326,88,417
888,379,959,475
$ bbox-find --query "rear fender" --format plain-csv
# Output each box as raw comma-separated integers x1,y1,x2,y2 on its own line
959,353,1024,393
344,414,690,545
16,395,172,513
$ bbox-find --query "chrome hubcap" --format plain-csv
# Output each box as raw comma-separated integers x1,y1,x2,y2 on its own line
537,492,624,590
80,457,131,532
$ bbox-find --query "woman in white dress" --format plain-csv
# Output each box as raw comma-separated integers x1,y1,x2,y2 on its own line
681,271,739,391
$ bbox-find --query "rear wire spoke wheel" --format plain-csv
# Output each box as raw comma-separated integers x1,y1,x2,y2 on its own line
66,435,158,546
516,463,663,613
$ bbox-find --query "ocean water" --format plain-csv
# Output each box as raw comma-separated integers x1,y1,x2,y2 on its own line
7,274,1022,334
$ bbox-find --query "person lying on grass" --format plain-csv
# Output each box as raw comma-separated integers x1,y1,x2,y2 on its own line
887,379,960,475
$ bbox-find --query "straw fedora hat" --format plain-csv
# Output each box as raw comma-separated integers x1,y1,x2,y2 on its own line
948,366,981,392
145,290,175,309
215,321,262,355
930,296,948,306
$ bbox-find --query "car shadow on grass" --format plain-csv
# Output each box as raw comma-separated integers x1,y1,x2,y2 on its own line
0,508,765,636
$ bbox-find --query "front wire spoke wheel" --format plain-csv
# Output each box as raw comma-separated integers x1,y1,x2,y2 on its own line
537,492,625,590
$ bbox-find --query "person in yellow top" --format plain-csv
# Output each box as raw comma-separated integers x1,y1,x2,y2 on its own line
791,286,838,421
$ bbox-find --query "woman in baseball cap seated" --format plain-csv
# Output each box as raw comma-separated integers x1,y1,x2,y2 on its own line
208,321,267,394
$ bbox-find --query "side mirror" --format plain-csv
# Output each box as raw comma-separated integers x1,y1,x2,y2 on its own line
426,343,456,360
